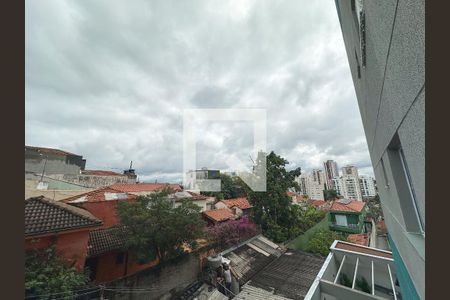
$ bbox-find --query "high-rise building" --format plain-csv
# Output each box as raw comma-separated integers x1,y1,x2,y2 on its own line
342,165,359,177
340,165,362,201
359,175,376,198
305,169,326,200
323,160,339,189
296,173,308,196
332,176,343,196
320,1,425,299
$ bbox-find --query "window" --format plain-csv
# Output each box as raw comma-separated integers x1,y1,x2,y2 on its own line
387,133,424,234
398,147,424,232
351,0,366,67
355,51,361,79
380,158,389,188
116,252,125,264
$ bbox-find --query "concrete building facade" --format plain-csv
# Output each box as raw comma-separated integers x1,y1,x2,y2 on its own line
25,146,86,176
360,175,377,198
305,169,326,200
335,0,425,299
323,160,339,189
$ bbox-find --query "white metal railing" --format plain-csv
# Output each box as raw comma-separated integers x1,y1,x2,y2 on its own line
334,255,346,284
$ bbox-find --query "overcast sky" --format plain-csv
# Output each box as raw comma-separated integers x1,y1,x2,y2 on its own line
25,0,374,183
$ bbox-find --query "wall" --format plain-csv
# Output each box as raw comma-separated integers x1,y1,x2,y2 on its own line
174,199,208,212
63,174,135,188
25,178,93,201
105,246,216,300
77,200,134,228
25,149,85,175
25,230,91,271
336,1,425,298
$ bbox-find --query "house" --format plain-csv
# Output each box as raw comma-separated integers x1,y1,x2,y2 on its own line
328,199,367,234
61,187,137,228
61,187,161,283
25,145,86,176
25,196,102,270
109,182,182,196
169,190,215,212
84,226,159,283
214,197,253,217
202,208,236,226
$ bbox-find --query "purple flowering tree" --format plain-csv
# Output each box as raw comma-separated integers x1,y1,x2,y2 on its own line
205,216,258,248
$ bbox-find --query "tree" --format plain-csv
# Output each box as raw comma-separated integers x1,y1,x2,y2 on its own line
205,216,257,249
365,194,383,222
116,189,206,262
201,174,250,200
323,188,338,201
306,228,346,256
25,246,91,299
248,151,301,242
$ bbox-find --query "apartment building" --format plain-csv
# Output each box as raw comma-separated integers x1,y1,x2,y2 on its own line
331,1,425,299
305,169,326,200
360,175,377,198
323,160,339,189
332,177,344,196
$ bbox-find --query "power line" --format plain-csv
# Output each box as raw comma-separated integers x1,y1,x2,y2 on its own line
25,286,100,299
52,288,101,300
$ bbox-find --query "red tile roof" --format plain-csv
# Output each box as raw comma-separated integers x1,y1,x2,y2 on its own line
220,197,253,210
347,234,369,246
25,196,102,237
87,226,128,257
25,145,80,156
308,199,327,207
330,200,365,213
109,183,182,193
287,192,296,197
335,241,393,259
61,187,136,203
203,208,235,222
81,170,126,176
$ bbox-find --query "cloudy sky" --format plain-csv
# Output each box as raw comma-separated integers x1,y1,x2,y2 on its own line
25,0,374,183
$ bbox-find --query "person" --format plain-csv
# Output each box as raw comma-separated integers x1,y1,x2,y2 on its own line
223,264,232,296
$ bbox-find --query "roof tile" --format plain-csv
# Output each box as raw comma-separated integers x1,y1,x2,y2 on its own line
25,196,102,237
203,208,235,222
330,199,365,213
109,183,182,193
61,187,136,203
220,197,253,210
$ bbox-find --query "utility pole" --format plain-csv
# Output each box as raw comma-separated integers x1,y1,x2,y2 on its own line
39,153,48,182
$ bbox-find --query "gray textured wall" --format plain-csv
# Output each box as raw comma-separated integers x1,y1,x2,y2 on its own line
336,0,424,298
106,248,214,300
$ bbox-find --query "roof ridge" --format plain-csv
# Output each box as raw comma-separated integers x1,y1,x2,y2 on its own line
37,197,101,224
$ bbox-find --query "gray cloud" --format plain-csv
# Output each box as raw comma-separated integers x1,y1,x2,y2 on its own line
26,0,374,183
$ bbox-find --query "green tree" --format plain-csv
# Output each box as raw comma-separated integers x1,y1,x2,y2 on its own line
323,188,338,200
365,194,383,222
248,151,301,242
116,189,206,262
25,246,91,299
201,173,250,200
306,228,347,256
